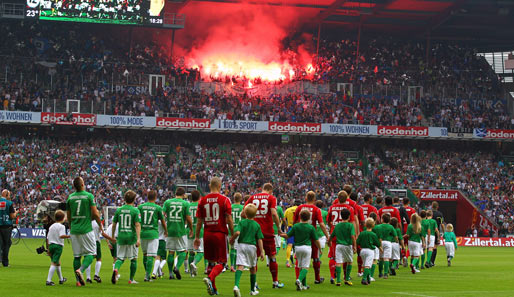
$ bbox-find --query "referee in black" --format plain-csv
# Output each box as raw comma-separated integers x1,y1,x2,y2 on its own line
0,189,17,267
430,201,444,266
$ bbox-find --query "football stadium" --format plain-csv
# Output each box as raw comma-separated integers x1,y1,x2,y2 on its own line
0,0,514,296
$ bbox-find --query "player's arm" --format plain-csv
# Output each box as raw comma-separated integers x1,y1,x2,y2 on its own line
111,222,117,244
161,218,168,237
135,221,141,247
271,208,282,235
226,213,234,236
257,238,265,261
229,231,240,245
319,220,330,238
185,215,193,236
195,217,203,239
91,203,106,236
352,234,357,253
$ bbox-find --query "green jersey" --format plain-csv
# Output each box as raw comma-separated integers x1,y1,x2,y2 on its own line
236,219,264,245
188,201,203,239
316,209,328,238
376,223,397,242
113,205,141,245
66,191,95,235
421,219,429,237
287,223,318,246
331,222,355,245
138,202,164,240
163,198,190,237
274,206,284,235
428,219,438,235
395,227,402,239
357,230,380,249
232,204,244,228
407,224,422,243
443,231,457,248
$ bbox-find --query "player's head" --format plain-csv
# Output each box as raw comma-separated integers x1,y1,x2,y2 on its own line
343,184,352,195
390,217,399,228
426,210,433,218
244,203,258,219
349,192,358,202
446,224,454,232
432,201,439,210
402,198,410,205
340,208,350,221
393,197,399,205
148,190,157,202
1,189,10,199
175,187,186,198
191,190,201,202
315,200,324,209
300,209,311,222
73,177,84,192
364,193,372,204
337,190,348,203
369,212,378,222
54,210,66,222
234,192,242,203
262,183,273,194
385,196,393,206
124,190,137,204
410,213,421,233
364,218,375,229
306,191,316,203
209,177,222,192
420,210,427,219
381,213,391,224
376,196,383,206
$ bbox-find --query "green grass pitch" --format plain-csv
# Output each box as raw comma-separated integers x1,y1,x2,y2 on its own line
1,239,513,296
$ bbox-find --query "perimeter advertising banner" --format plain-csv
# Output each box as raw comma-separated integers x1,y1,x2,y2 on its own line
213,119,268,132
268,122,321,133
473,128,514,139
456,237,514,247
378,126,428,136
156,117,211,129
0,111,41,123
41,112,96,126
96,115,155,127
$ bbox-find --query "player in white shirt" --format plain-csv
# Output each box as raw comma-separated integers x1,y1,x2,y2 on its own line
105,221,121,281
152,220,168,278
46,210,70,286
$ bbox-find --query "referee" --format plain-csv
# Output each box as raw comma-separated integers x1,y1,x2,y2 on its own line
0,189,17,267
430,201,444,266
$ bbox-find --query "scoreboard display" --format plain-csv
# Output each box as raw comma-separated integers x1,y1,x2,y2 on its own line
25,0,165,27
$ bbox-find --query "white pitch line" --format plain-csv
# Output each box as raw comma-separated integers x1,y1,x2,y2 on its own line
392,292,437,297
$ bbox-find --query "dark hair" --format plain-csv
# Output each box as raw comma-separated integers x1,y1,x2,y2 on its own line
376,197,383,205
403,198,410,205
432,201,439,209
390,217,399,228
191,190,201,202
349,192,358,201
300,209,311,222
124,190,136,204
175,187,186,197
148,190,157,201
73,177,83,191
385,196,393,206
420,210,427,218
340,208,350,220
393,197,399,204
369,212,378,222
54,210,65,222
315,200,324,209
364,193,372,203
263,183,273,192
343,185,352,195
381,213,391,223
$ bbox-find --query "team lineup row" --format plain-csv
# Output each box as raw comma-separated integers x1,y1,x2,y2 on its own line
45,177,458,296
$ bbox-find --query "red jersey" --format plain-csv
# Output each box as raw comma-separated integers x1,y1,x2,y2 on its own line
327,203,355,232
197,193,232,234
378,206,401,224
293,204,322,227
360,204,378,220
333,198,363,222
402,206,417,232
245,192,277,237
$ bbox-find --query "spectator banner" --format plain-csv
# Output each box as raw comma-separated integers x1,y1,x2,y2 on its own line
412,189,459,201
12,228,47,238
428,127,448,137
321,124,377,135
0,111,41,124
41,112,96,126
456,237,514,247
156,117,211,129
269,122,321,133
96,115,155,127
213,120,268,131
195,81,330,97
113,84,150,95
473,128,514,139
377,126,428,137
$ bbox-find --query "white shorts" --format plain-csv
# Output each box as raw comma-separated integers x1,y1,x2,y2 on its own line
319,236,327,250
295,245,312,269
391,242,401,260
360,248,374,268
444,242,455,258
166,235,187,252
335,244,353,264
275,235,282,250
374,247,379,260
426,235,435,248
380,241,392,259
117,244,138,260
141,239,159,256
187,238,204,253
71,231,96,257
408,241,422,257
236,243,258,268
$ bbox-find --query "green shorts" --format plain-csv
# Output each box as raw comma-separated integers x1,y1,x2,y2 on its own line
110,243,117,259
157,240,167,259
49,244,63,264
96,241,102,260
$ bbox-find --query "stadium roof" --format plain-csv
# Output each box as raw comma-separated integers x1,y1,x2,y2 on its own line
175,0,514,51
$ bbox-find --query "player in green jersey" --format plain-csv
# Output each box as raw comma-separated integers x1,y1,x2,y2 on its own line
389,217,404,275
425,210,439,268
327,208,356,286
274,204,285,255
419,210,430,269
376,213,398,279
230,193,244,272
66,177,109,287
357,218,381,285
315,200,328,254
138,190,167,282
186,190,206,277
112,190,142,284
163,187,193,280
404,213,425,274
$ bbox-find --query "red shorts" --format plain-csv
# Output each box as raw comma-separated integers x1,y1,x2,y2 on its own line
257,236,276,257
328,238,337,259
311,240,320,259
203,231,228,263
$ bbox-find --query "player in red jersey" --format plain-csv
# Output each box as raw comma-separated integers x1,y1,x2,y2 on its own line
195,177,234,296
378,196,402,226
293,191,329,284
332,185,360,231
243,183,285,289
399,198,417,266
327,190,356,284
358,193,379,275
349,192,364,232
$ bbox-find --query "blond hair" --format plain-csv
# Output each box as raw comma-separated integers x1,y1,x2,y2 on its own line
410,213,421,234
364,218,375,229
446,224,454,232
209,177,221,190
306,191,316,202
337,190,348,203
245,204,258,219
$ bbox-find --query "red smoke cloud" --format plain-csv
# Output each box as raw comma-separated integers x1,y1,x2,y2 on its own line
177,1,316,83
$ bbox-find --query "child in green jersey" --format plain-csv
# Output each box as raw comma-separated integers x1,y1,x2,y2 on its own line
389,217,404,275
377,213,398,279
327,208,356,287
230,193,244,272
357,218,381,286
425,210,439,268
419,210,430,269
443,224,457,266
46,210,70,286
185,190,207,277
368,212,379,282
230,204,264,297
404,213,425,274
112,190,141,284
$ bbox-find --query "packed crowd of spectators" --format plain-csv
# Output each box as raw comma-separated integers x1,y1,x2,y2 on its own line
0,133,511,235
1,20,511,129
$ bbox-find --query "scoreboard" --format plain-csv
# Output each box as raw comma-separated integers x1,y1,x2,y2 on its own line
25,0,165,27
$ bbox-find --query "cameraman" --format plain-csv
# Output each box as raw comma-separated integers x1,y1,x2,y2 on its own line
0,189,17,267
